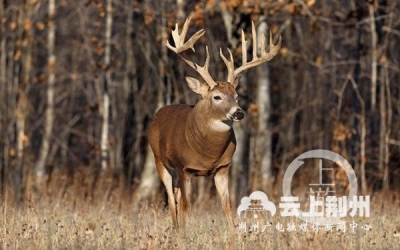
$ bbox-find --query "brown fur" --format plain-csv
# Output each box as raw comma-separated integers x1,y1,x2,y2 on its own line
149,82,241,230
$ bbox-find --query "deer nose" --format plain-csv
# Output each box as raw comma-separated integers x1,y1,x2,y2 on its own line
233,109,245,120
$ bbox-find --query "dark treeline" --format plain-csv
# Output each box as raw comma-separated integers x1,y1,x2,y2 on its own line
0,0,399,206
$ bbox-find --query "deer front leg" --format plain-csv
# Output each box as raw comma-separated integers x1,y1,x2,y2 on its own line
177,171,192,229
214,164,235,230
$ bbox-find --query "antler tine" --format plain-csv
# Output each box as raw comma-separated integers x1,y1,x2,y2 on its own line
166,18,205,53
166,18,217,89
241,30,247,65
233,21,282,77
191,46,217,89
252,21,257,62
220,48,235,84
175,46,217,89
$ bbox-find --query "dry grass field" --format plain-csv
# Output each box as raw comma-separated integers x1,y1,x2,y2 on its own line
1,173,399,249
1,195,399,249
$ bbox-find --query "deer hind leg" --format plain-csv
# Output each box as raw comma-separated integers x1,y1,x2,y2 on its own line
155,159,178,229
214,165,235,230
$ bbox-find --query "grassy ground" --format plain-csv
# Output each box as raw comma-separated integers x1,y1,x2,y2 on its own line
1,189,399,250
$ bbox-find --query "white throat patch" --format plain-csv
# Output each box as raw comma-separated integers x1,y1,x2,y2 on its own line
209,120,231,131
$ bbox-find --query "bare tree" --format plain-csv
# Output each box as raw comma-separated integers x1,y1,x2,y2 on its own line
100,0,113,170
368,2,378,112
0,0,6,192
250,18,274,193
14,0,37,203
380,53,391,191
36,0,56,184
349,77,367,194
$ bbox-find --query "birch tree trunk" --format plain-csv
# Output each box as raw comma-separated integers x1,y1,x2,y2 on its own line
274,18,295,198
100,0,113,170
36,0,56,182
368,3,377,112
254,19,273,193
176,0,185,20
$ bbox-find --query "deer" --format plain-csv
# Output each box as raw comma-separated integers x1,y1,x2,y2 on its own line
148,17,281,231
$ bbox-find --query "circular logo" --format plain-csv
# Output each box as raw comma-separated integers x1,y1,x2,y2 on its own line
282,150,357,224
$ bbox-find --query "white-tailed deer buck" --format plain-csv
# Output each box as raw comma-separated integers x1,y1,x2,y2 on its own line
149,18,281,230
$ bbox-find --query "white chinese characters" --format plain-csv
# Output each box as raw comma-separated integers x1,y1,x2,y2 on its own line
278,195,370,218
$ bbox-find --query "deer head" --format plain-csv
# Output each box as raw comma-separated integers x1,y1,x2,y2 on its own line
166,18,280,127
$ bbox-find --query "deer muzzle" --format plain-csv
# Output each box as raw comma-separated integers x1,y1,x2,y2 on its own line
232,108,245,121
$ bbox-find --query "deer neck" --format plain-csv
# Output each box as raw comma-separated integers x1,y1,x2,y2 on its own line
185,105,233,160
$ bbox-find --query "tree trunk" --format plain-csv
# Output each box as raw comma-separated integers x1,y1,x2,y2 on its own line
177,0,185,20
368,3,377,112
16,1,35,203
380,12,392,192
123,4,137,184
100,0,113,170
0,0,6,194
381,59,391,191
349,78,367,195
135,0,168,201
4,4,19,202
135,145,159,202
254,19,273,193
275,17,295,198
36,0,56,183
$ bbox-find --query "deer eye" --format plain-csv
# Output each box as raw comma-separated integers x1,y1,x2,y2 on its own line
213,96,222,101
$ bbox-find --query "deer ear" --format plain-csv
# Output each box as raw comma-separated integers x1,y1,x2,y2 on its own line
186,77,209,98
233,76,241,89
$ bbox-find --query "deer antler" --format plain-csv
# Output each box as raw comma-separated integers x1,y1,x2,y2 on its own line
166,18,218,89
220,21,282,84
